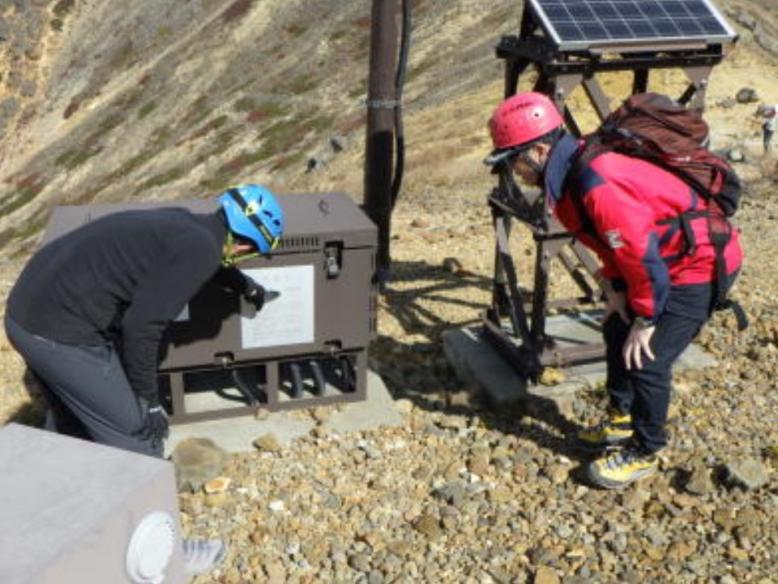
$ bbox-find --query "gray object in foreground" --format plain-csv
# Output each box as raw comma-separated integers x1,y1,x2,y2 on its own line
0,424,186,584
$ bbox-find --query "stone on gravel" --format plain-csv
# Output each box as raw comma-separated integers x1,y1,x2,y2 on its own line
539,367,566,386
736,87,758,103
203,476,231,494
253,433,283,453
724,458,770,490
727,148,746,163
534,565,561,584
686,462,713,495
414,514,441,538
349,552,371,571
170,437,228,492
263,560,286,584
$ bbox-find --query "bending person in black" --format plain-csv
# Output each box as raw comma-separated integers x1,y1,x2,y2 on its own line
4,184,284,458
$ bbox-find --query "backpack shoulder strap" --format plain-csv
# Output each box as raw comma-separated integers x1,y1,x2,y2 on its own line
562,141,609,246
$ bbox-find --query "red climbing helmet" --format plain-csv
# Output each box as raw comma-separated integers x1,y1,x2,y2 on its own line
485,92,564,165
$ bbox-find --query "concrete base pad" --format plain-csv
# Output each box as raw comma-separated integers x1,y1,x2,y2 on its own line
443,311,717,410
165,370,401,455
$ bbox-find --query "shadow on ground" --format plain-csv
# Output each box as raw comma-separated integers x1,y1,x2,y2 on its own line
372,259,593,466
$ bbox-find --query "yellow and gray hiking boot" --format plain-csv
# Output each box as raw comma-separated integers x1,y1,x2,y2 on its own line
576,408,633,451
587,442,658,489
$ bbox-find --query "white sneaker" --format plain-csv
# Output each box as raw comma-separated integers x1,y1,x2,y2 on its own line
182,538,227,576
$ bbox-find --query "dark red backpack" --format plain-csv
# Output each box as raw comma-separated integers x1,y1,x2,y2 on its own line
567,92,747,329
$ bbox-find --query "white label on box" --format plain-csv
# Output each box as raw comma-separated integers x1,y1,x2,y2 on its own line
240,265,315,349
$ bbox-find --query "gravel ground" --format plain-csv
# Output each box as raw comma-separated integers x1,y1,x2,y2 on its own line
178,171,776,583
0,169,775,584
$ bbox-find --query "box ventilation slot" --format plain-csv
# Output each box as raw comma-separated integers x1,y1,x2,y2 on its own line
277,236,320,250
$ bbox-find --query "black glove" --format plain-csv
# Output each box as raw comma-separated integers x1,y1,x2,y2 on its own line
243,279,267,311
143,405,169,450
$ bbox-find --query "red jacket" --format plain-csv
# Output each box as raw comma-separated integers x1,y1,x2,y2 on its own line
545,135,743,322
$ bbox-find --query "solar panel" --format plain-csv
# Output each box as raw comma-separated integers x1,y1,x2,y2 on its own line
528,0,737,51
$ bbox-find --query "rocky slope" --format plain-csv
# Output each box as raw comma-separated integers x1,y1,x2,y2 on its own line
0,1,776,582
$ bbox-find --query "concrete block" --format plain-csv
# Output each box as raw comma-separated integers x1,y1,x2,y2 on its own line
0,424,185,584
166,370,401,454
443,312,717,411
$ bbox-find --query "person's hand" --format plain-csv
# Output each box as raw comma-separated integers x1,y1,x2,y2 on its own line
144,405,169,449
243,279,267,311
623,318,656,370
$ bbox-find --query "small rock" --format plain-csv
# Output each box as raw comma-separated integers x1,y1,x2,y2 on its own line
667,540,697,562
349,552,371,572
311,406,330,423
555,524,573,539
725,458,770,490
311,426,329,439
539,367,566,386
713,507,736,532
330,134,348,152
727,544,749,562
534,565,560,584
203,476,231,494
685,463,713,496
306,156,327,172
644,526,667,547
643,543,666,561
468,453,490,476
735,87,758,104
410,217,430,228
487,485,513,505
367,569,384,584
269,500,286,512
263,560,286,584
414,514,441,539
622,488,650,511
435,482,466,508
547,465,568,485
171,438,228,492
727,148,746,163
442,257,463,274
395,399,414,414
386,540,411,557
204,492,227,508
253,433,283,453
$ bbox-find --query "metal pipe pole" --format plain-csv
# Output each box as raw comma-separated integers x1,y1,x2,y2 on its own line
364,0,400,285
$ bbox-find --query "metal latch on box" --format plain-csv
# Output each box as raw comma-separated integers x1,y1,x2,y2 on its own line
324,244,341,278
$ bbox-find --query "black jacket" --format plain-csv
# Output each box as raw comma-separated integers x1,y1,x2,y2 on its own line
7,207,247,405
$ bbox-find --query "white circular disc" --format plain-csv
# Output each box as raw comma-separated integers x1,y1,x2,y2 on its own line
125,511,177,584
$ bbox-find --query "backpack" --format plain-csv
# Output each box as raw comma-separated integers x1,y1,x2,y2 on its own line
566,92,747,330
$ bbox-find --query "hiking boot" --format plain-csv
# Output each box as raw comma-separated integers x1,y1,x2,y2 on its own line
587,442,658,489
182,538,227,576
576,408,633,451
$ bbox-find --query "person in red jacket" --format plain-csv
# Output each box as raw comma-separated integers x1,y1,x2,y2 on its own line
485,92,743,489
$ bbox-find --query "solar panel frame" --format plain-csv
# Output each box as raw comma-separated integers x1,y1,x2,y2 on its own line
527,0,737,51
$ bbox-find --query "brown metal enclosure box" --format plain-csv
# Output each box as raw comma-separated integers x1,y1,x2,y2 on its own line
40,193,378,422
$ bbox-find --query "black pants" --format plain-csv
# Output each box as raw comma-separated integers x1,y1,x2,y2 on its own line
603,278,732,454
4,316,162,457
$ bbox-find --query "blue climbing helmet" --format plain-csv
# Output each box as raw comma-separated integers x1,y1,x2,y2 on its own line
218,184,284,254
